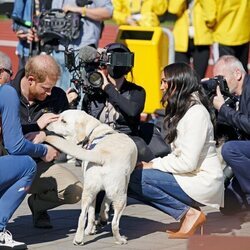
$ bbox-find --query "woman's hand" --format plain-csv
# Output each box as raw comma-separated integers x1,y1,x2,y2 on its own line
136,161,153,169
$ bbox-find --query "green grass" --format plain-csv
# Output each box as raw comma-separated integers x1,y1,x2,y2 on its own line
0,15,8,20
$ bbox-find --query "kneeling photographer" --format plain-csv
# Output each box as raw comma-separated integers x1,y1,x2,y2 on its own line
208,55,250,215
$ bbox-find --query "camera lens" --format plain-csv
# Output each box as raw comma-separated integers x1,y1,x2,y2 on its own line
88,71,103,88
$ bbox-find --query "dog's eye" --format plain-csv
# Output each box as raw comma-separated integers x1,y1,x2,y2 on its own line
61,119,67,124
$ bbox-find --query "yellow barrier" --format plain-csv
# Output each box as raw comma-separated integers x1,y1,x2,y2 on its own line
116,25,169,113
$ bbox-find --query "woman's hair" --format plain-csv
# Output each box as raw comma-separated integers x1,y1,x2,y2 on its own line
161,62,215,143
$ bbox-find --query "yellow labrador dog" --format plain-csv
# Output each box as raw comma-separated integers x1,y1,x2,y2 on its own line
45,110,137,246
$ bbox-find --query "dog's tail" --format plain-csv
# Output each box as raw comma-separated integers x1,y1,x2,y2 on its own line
45,135,104,165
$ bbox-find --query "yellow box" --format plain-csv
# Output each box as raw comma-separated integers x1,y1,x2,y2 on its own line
116,25,169,114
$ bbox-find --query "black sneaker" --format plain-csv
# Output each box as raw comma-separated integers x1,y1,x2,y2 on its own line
28,195,53,229
0,230,27,249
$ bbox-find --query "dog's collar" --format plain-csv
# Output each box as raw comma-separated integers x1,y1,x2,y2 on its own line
78,130,114,149
86,132,114,150
77,127,96,148
77,123,114,148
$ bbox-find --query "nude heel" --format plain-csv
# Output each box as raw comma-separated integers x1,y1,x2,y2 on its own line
200,224,204,236
168,211,206,239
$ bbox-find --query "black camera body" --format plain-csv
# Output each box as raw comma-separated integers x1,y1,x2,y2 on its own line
85,50,134,88
202,75,229,96
65,44,134,96
202,75,239,108
79,49,134,91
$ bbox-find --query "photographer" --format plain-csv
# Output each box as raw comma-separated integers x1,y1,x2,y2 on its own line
212,55,250,214
51,0,113,91
81,43,155,163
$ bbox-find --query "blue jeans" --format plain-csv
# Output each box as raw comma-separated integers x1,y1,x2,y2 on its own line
128,168,200,220
222,140,250,205
0,155,37,231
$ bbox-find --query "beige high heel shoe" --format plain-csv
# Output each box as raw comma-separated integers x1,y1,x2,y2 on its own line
166,216,185,234
168,211,206,239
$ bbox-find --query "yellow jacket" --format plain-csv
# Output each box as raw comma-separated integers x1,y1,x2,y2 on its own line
204,0,250,45
112,0,168,27
168,0,213,52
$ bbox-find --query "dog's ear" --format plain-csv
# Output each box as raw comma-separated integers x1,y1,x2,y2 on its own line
74,111,101,142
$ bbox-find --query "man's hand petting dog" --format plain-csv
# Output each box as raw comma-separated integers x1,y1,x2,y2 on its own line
37,113,60,130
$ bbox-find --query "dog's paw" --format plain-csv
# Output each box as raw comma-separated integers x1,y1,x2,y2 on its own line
85,225,96,235
73,235,84,246
115,235,128,245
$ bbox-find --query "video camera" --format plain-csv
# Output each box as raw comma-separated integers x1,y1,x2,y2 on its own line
36,9,81,50
84,49,134,88
65,45,134,95
12,0,93,54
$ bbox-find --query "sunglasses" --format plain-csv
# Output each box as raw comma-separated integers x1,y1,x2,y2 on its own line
0,68,13,77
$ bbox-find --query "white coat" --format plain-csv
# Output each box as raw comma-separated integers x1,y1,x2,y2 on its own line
152,104,224,209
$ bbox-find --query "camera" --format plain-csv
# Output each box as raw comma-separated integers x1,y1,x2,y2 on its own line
65,44,134,96
36,9,82,52
201,75,229,96
202,75,239,108
84,50,134,88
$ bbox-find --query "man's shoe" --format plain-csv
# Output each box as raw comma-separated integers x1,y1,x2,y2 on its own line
28,195,53,229
223,165,234,188
0,230,27,249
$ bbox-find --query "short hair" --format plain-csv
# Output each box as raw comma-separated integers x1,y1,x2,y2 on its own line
25,54,61,83
215,55,246,74
0,51,12,70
